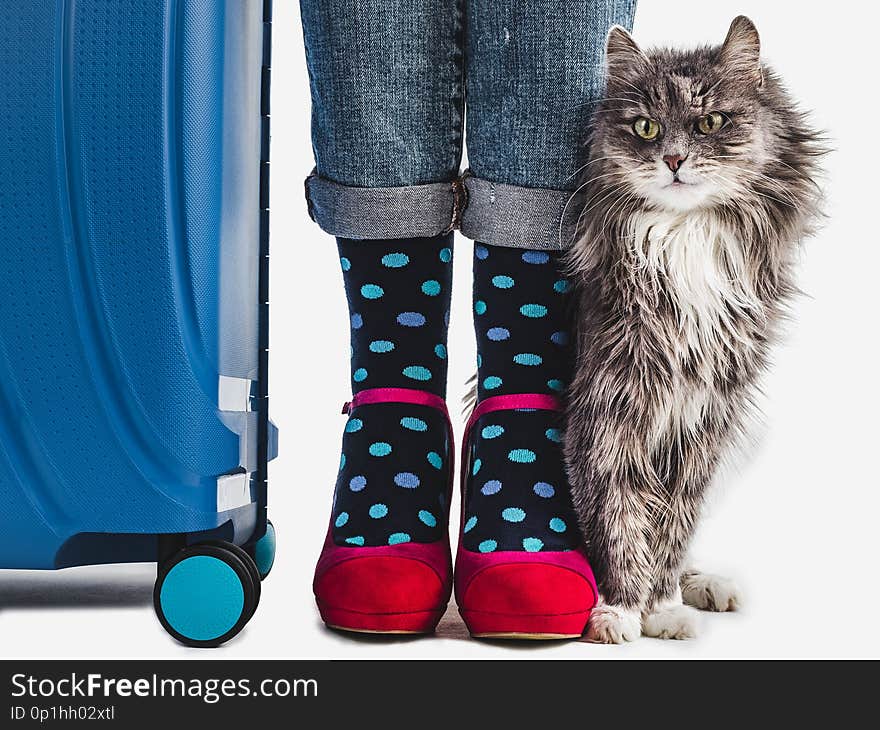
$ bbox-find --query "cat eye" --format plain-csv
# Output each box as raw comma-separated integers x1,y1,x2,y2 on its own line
633,117,661,141
696,112,727,135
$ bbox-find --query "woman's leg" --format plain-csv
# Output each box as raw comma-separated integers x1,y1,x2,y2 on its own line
301,0,465,634
456,0,637,638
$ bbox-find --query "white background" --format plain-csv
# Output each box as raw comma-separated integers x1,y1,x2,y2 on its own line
4,0,878,659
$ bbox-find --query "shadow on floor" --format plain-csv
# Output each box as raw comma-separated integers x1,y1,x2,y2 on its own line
0,564,155,610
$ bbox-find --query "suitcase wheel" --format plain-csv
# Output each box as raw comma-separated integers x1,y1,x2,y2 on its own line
154,542,260,648
253,519,276,580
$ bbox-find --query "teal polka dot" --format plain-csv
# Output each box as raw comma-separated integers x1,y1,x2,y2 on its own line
474,300,487,315
492,275,515,289
482,480,502,495
345,536,365,546
523,537,544,552
345,418,363,433
549,518,567,533
476,354,482,368
481,425,505,439
369,442,392,457
382,252,410,268
369,503,388,519
401,417,428,432
547,379,564,392
369,340,395,353
472,458,482,476
397,312,426,327
434,344,447,359
353,368,368,382
533,482,555,498
513,353,543,366
349,475,367,491
554,279,570,293
520,303,548,318
403,365,432,381
419,510,437,527
522,251,550,264
508,449,536,463
361,284,384,299
339,454,346,470
546,428,562,443
388,532,411,545
478,539,498,553
335,512,349,528
440,247,452,263
421,280,441,296
464,516,478,533
483,376,503,390
502,507,526,523
427,451,443,469
394,472,420,489
340,257,351,272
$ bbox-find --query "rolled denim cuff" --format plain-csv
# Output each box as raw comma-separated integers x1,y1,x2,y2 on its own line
460,174,578,251
305,171,459,240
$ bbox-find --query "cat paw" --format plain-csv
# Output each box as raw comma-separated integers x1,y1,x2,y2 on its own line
585,604,641,644
641,604,700,640
680,570,742,612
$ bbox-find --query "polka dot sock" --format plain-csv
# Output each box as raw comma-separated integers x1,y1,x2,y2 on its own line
462,243,582,554
331,235,453,548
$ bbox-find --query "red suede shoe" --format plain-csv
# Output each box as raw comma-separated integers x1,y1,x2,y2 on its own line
313,388,454,635
454,394,598,639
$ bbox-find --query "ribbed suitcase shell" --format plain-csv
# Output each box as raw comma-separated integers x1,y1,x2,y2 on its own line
0,0,273,570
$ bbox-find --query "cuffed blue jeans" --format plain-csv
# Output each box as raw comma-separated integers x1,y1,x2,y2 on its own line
300,0,637,250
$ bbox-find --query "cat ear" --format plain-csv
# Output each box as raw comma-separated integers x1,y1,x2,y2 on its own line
720,16,763,87
605,26,648,80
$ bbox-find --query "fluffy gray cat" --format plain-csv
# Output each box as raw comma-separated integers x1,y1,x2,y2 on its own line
563,16,825,643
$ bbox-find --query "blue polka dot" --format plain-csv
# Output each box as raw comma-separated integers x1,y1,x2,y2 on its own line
345,418,363,433
403,365,432,381
369,503,388,519
369,442,392,457
478,539,498,553
394,472,420,489
549,518,567,533
475,245,489,260
400,417,427,432
520,303,548,318
397,312,426,327
419,510,437,528
554,279,570,293
361,284,384,299
349,475,367,492
440,247,452,263
350,313,363,329
487,327,510,341
481,425,505,439
513,353,543,366
481,480,502,495
533,482,556,498
483,376,503,390
474,300,487,315
434,344,447,359
382,252,410,268
492,275,515,289
335,512,349,528
522,251,550,264
547,379,565,392
551,331,569,346
508,449,536,463
345,536,365,546
427,452,443,469
369,340,395,353
502,507,526,523
353,368,368,382
421,280,441,296
546,428,562,443
464,516,478,533
472,459,482,476
523,537,544,552
388,532,411,545
340,257,351,271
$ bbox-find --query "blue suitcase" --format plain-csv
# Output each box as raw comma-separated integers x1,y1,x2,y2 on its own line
0,0,276,647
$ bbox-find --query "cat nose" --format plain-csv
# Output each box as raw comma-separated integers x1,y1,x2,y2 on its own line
662,154,687,173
